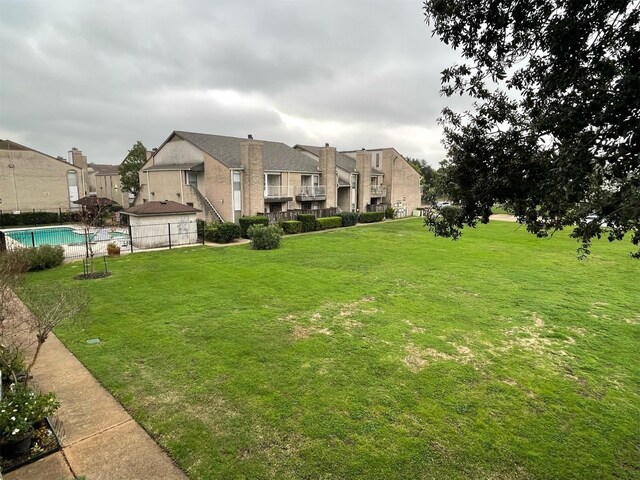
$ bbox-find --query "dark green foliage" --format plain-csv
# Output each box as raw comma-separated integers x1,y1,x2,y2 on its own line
358,212,385,223
118,140,148,197
247,224,283,250
385,206,396,219
204,224,218,242
296,214,317,233
315,217,342,230
8,245,65,271
196,219,206,239
281,221,302,235
423,0,640,258
407,157,443,204
239,216,269,238
0,211,82,228
424,205,465,240
210,222,241,243
337,212,358,227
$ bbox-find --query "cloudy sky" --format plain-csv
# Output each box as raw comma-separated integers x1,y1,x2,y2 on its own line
0,0,464,167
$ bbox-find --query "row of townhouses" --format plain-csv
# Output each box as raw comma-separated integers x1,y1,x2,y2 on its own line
136,131,421,222
0,131,421,221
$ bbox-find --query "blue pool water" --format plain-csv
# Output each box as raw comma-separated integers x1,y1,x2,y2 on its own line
5,227,126,247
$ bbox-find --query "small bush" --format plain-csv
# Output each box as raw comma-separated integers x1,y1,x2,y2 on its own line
247,224,283,250
204,224,218,242
296,214,317,233
211,222,241,243
281,221,302,235
385,206,396,219
338,212,358,227
316,216,342,230
239,216,269,238
7,245,65,271
358,212,385,223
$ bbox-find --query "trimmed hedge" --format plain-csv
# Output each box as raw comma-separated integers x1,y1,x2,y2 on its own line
281,221,302,235
247,224,283,250
358,211,385,223
214,222,241,243
0,211,83,228
337,212,358,227
296,214,317,233
239,216,269,238
316,216,342,230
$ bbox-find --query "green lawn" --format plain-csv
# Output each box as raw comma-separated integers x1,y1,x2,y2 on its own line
27,219,640,479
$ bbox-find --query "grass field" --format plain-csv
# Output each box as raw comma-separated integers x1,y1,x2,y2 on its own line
26,219,640,479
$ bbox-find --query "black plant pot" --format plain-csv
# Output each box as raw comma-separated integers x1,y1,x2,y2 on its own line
0,429,33,459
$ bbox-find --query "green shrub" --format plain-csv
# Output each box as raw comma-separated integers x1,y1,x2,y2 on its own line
7,245,65,271
204,224,218,242
296,214,317,233
247,224,283,250
358,212,385,223
211,222,241,243
338,212,358,227
385,206,396,219
281,221,302,235
239,216,269,238
316,216,342,230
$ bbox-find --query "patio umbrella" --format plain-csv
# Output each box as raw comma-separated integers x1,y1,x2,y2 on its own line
73,196,117,207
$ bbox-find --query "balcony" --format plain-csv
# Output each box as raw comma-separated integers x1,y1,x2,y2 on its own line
264,185,293,203
370,185,387,197
295,185,327,201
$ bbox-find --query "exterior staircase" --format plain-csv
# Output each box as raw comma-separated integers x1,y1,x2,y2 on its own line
189,186,224,223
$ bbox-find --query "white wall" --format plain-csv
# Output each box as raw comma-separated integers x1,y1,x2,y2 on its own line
128,213,198,248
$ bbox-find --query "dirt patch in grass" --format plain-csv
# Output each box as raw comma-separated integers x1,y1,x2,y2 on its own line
625,314,639,325
403,342,476,372
291,326,332,339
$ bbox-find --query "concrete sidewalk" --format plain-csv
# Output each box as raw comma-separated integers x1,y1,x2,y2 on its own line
5,333,187,480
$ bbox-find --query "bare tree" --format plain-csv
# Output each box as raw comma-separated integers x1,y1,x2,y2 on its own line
20,286,89,382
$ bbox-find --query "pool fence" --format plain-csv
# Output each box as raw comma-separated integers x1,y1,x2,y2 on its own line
0,221,206,260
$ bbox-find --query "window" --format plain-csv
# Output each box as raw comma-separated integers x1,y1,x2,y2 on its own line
186,202,194,207
185,171,197,186
375,153,380,168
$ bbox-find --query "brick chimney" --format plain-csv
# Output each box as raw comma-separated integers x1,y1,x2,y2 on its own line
240,138,264,216
356,150,372,212
318,143,337,208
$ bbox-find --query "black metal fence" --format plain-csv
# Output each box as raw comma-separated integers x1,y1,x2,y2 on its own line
0,221,205,260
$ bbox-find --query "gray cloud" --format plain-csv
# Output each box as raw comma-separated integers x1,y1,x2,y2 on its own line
0,0,467,167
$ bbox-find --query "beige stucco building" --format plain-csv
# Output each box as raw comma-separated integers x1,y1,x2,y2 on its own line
135,131,421,222
0,140,89,212
88,163,132,207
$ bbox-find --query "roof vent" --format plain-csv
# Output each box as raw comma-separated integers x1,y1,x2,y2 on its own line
325,143,329,147
160,201,167,204
361,147,365,151
248,134,253,140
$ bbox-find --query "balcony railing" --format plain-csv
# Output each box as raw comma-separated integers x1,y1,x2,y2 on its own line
264,185,293,199
371,185,387,197
296,185,327,200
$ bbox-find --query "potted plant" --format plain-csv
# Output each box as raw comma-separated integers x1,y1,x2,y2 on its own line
0,384,59,459
106,242,121,256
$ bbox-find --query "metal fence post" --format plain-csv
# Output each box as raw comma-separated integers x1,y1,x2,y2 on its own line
31,231,36,248
168,223,172,249
128,224,133,253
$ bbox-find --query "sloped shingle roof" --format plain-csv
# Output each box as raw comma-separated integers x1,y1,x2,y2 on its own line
89,163,120,175
123,200,201,216
175,131,318,173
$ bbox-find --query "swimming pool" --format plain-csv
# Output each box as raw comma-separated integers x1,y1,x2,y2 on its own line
5,227,126,247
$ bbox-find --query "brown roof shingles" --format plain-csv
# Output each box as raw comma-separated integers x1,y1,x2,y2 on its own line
123,200,201,216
